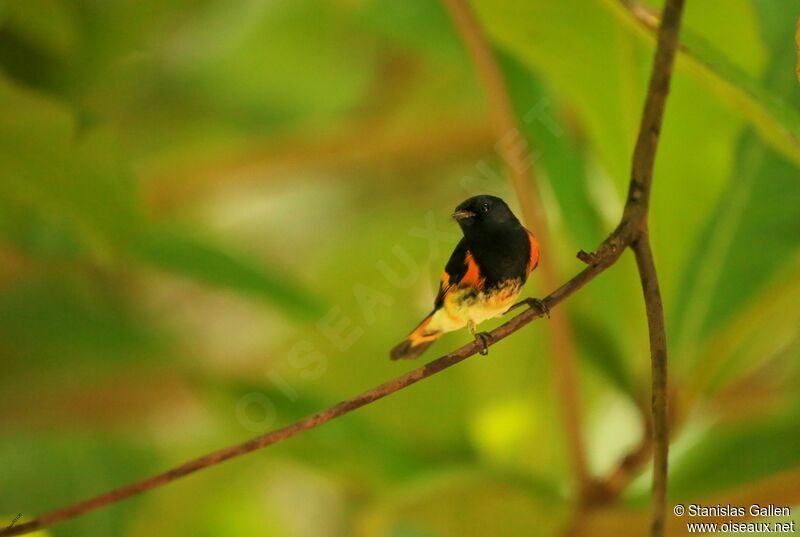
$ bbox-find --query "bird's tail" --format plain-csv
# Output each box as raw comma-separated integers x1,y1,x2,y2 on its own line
390,312,442,360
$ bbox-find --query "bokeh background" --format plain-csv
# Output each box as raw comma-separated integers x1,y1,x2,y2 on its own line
1,1,799,536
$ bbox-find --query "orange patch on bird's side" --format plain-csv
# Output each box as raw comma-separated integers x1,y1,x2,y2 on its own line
462,251,484,288
527,232,540,275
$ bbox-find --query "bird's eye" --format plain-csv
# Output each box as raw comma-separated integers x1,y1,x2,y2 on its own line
481,203,490,213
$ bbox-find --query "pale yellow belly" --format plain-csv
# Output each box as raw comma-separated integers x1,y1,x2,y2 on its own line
426,281,523,335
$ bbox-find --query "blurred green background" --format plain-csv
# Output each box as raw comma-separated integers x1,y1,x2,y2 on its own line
1,0,799,536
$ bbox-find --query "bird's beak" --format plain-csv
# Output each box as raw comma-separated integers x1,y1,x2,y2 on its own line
452,209,475,221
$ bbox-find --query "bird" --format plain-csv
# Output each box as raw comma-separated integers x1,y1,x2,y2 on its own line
390,195,545,360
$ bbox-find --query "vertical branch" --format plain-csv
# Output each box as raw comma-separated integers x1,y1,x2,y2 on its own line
632,234,669,537
622,0,685,534
624,0,685,224
0,1,686,535
444,1,685,536
442,0,592,496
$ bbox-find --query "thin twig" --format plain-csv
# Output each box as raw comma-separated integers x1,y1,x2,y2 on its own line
442,0,592,497
2,0,686,533
2,259,616,537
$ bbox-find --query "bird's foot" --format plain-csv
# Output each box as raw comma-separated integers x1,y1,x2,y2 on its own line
507,297,550,318
474,331,493,355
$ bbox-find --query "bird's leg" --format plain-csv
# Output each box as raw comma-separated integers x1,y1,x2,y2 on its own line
468,319,493,355
506,297,550,318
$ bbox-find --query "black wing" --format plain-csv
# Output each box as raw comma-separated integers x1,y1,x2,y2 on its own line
434,238,483,309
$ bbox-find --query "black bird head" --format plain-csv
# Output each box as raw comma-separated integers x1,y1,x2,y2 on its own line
452,195,521,236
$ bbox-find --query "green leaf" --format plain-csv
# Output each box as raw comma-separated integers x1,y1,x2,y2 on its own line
671,7,800,363
1,0,77,58
0,75,323,321
0,275,159,380
0,75,147,259
0,0,78,95
676,28,800,167
0,434,159,537
472,0,639,187
498,50,605,249
667,410,800,500
168,0,376,127
386,526,442,537
355,468,567,537
595,0,800,166
671,129,800,357
693,270,800,396
135,228,325,321
357,0,462,59
471,0,757,313
497,52,641,398
571,313,636,398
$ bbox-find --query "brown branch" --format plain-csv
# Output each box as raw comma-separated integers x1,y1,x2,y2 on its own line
575,0,685,523
632,235,670,537
2,261,612,537
2,0,686,534
441,0,592,497
619,0,685,533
